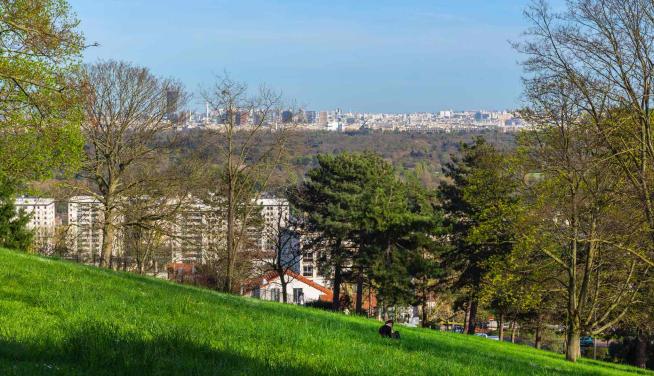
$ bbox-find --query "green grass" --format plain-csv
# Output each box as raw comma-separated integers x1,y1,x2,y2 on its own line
0,248,651,376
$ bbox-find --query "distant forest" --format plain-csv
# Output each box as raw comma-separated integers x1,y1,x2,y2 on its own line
178,129,517,188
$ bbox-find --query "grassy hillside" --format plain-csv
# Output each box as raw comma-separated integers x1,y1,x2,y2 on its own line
0,249,650,376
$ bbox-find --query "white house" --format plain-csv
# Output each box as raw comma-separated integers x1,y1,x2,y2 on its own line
242,270,333,305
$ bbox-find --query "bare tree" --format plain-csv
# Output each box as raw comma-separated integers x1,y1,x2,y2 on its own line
252,198,306,303
200,77,290,293
80,60,187,268
517,0,654,268
519,80,651,362
121,193,182,274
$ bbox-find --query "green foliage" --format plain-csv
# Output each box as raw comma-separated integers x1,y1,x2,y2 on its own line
180,129,517,189
291,152,383,277
0,248,649,375
0,0,85,182
292,152,445,308
0,179,33,250
438,138,528,332
440,138,517,292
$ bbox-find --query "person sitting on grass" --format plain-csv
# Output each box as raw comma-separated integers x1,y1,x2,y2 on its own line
379,320,400,339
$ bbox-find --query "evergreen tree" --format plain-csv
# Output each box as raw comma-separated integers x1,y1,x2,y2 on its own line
362,172,444,318
0,178,33,250
439,138,517,334
404,177,446,327
290,152,384,310
293,152,445,316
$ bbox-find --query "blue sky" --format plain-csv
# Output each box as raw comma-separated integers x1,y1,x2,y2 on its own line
70,0,547,113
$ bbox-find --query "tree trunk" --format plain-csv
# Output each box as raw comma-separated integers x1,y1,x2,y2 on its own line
498,313,504,342
99,207,116,268
535,322,542,349
224,185,235,293
421,302,429,328
467,298,478,335
332,262,342,311
280,273,288,303
368,278,373,318
566,202,581,362
355,269,364,315
565,322,581,362
463,300,471,334
635,331,648,368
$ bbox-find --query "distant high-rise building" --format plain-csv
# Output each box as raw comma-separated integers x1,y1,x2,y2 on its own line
305,111,317,124
67,196,105,263
281,110,293,123
438,110,452,118
169,199,213,263
15,197,56,251
474,111,490,122
318,111,328,126
67,196,124,264
256,197,290,252
236,111,249,126
166,89,179,122
294,110,306,123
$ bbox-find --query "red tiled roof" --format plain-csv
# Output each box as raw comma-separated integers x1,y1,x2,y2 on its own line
243,270,334,302
166,262,195,274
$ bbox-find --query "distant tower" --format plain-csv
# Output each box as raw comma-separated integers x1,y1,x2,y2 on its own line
166,89,179,122
205,101,210,123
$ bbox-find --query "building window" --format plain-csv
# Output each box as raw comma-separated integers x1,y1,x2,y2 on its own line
304,252,314,262
302,265,313,277
293,288,304,304
252,287,260,299
270,288,281,302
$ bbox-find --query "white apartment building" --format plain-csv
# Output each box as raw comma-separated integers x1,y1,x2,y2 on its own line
67,196,106,263
168,195,324,282
169,196,292,263
14,197,56,251
256,197,290,252
169,199,213,263
298,249,326,285
256,197,326,284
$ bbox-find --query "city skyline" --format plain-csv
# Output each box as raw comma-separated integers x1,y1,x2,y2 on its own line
69,0,564,113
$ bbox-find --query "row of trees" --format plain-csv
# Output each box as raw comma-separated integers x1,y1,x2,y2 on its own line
514,0,654,365
432,0,654,365
287,132,650,366
284,0,654,367
1,0,653,368
0,1,292,294
439,136,652,364
68,67,290,294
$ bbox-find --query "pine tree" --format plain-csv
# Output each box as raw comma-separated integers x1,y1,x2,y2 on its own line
292,152,445,316
0,179,33,250
290,152,382,310
439,138,517,334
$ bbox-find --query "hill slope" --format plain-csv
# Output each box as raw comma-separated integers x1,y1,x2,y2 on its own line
0,249,650,376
